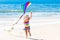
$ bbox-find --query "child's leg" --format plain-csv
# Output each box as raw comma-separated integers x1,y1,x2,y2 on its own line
28,30,31,36
25,30,28,38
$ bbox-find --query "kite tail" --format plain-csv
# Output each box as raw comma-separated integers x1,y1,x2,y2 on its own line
20,13,25,19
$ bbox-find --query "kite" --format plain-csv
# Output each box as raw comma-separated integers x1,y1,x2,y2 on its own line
24,2,31,14
16,2,31,23
20,2,31,18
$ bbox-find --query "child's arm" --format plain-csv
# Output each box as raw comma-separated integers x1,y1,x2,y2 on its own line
29,12,32,19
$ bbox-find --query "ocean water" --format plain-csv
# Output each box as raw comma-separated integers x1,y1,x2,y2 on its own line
0,4,60,18
0,4,60,12
0,12,60,18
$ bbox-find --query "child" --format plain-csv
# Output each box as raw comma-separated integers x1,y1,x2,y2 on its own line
24,12,32,38
13,12,32,38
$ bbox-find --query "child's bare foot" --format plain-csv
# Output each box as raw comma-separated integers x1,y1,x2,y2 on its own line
30,34,31,36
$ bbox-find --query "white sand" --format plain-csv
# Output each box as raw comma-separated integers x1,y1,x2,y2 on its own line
0,17,60,40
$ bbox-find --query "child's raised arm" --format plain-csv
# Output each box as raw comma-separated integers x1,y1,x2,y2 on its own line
30,12,32,19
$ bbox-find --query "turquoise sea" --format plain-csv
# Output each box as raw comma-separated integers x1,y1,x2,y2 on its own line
0,4,60,18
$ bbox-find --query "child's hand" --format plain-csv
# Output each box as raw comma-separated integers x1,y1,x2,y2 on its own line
30,12,32,15
31,12,32,14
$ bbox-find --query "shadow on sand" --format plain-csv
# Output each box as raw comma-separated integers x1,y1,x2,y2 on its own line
29,38,43,40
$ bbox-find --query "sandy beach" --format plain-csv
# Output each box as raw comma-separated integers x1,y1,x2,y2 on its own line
0,17,60,40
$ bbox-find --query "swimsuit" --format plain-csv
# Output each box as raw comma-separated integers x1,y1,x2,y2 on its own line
24,20,30,30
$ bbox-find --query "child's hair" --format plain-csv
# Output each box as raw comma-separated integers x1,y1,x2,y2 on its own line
26,15,29,16
24,15,29,18
25,15,29,17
